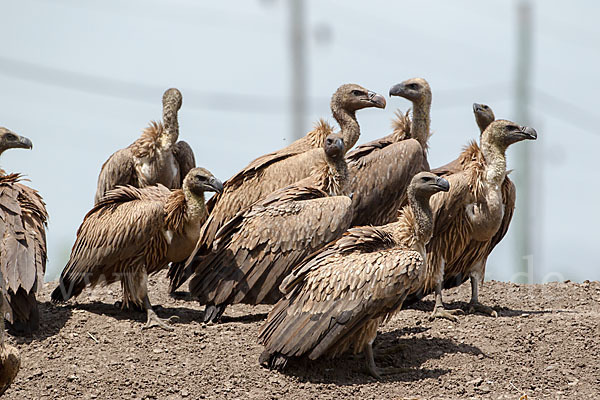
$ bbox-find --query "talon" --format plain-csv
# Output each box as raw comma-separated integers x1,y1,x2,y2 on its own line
468,302,498,317
429,306,463,322
143,310,175,331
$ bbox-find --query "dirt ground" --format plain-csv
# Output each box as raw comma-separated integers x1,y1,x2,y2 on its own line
3,272,600,399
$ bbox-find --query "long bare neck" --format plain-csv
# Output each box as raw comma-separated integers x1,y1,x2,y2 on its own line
161,99,180,149
331,102,360,150
408,190,434,246
481,140,507,185
411,99,431,148
183,187,207,219
312,155,349,196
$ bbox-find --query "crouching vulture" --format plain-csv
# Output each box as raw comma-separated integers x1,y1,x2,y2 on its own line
168,84,385,292
0,271,20,395
52,168,223,330
0,128,48,335
94,88,196,204
188,133,353,323
346,78,432,227
409,114,537,321
258,172,449,379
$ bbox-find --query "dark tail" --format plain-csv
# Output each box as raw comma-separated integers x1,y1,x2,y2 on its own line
5,288,39,335
203,303,226,323
51,276,84,303
167,261,194,293
259,350,289,370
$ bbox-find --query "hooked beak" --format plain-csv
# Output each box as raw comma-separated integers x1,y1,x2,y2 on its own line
389,83,405,97
206,177,224,194
435,177,450,192
472,103,485,113
17,135,33,150
519,126,537,140
333,137,345,153
367,91,386,109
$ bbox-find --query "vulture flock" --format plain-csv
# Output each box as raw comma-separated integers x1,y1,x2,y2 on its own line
0,79,538,388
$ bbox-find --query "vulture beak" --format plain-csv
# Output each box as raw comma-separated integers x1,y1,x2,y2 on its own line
473,103,484,113
389,83,406,97
16,135,33,150
333,137,344,153
207,176,224,194
367,91,386,109
520,126,538,140
435,177,450,192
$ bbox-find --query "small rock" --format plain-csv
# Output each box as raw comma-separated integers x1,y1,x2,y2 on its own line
467,377,483,386
67,375,78,382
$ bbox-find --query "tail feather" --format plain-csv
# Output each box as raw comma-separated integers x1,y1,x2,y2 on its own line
259,350,289,370
50,276,84,303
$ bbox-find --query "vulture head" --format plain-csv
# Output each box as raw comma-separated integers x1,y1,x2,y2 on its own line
409,171,450,200
331,84,386,112
184,167,224,197
483,119,537,149
163,88,183,111
0,128,33,155
389,78,432,105
473,103,496,133
323,133,345,160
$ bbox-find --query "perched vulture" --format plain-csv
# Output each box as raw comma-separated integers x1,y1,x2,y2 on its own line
188,133,353,323
346,77,432,227
258,172,449,379
407,116,537,320
0,128,48,335
0,272,20,395
168,84,385,292
94,88,196,204
51,168,223,330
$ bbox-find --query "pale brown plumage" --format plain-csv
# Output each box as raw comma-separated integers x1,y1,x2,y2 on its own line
0,128,48,335
168,84,386,292
52,168,223,330
0,273,20,395
258,172,449,379
406,116,537,321
94,88,196,204
188,134,354,323
346,78,432,227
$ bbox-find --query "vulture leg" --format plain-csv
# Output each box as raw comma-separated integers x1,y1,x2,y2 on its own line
374,343,405,357
429,282,463,322
202,303,226,323
467,271,498,317
142,295,176,331
364,342,409,380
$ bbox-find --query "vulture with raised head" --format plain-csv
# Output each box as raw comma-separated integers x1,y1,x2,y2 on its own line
52,168,223,330
188,133,353,323
409,116,537,320
258,172,449,379
346,77,432,227
168,84,385,292
94,88,196,204
0,272,20,395
0,128,48,335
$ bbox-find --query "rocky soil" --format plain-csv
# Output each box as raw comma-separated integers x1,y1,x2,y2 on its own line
3,273,600,399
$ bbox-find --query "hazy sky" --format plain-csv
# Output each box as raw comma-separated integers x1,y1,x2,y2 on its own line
1,0,598,283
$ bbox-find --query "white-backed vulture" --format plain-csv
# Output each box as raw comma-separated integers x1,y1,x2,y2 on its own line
0,128,48,335
188,133,353,323
0,272,20,395
168,84,386,292
346,78,432,227
410,117,537,321
94,88,196,204
258,172,449,379
52,168,223,330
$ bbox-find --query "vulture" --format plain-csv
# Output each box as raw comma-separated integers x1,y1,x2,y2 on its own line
258,172,450,379
0,275,20,395
51,168,223,330
94,88,196,204
0,128,48,335
346,77,432,227
168,83,386,292
408,115,537,321
188,133,353,323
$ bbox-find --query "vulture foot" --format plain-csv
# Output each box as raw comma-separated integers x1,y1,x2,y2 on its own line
114,301,144,313
429,306,463,322
143,310,176,331
203,303,226,323
365,343,409,380
374,343,405,357
468,301,498,317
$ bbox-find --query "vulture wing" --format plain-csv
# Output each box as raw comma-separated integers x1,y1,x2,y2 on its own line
52,185,171,302
189,185,353,306
173,140,196,186
0,174,48,328
347,139,425,226
94,148,136,204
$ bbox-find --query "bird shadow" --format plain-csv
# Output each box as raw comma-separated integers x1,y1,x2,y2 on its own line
221,312,268,324
9,302,72,342
278,326,482,384
406,299,557,318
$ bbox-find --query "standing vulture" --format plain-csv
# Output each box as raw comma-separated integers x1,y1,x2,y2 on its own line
168,84,385,292
94,88,196,204
51,168,223,330
188,133,353,323
258,172,449,378
0,128,48,335
0,271,20,395
411,117,537,321
346,78,432,227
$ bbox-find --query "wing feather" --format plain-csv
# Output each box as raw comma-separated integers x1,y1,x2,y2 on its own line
94,148,136,204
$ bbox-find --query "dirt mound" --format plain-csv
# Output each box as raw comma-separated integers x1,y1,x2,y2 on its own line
3,273,600,399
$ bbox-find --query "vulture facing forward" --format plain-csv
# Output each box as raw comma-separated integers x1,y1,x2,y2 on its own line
346,78,432,227
52,168,223,330
189,133,353,323
94,88,196,204
258,172,449,379
0,128,48,335
412,116,537,320
169,84,385,291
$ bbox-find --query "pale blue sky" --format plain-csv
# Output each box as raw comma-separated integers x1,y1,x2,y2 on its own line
1,0,598,283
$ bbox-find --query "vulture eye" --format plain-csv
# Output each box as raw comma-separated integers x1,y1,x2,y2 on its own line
505,124,518,131
196,175,208,181
326,138,333,144
5,134,16,141
351,90,364,96
483,105,489,109
407,83,418,90
422,176,432,182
